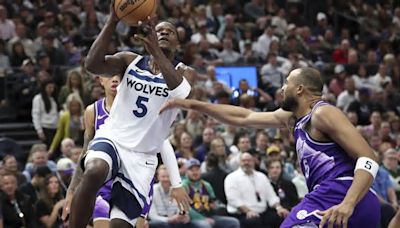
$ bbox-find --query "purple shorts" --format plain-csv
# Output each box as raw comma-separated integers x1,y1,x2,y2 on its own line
281,179,380,228
93,195,110,220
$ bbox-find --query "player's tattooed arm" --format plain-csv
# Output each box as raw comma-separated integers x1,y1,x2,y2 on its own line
62,105,95,220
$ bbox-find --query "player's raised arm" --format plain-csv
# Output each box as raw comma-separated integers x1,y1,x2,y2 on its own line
85,1,135,76
313,105,378,228
161,99,292,129
134,17,187,90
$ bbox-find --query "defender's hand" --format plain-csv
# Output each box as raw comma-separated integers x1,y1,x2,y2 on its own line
317,201,355,228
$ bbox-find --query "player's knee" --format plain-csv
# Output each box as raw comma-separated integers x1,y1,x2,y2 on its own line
83,159,109,190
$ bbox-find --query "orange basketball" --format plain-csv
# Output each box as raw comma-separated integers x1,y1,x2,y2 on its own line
114,0,157,26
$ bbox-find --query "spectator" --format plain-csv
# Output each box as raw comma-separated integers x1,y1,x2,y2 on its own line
69,146,82,164
230,79,259,106
191,20,221,49
183,158,240,228
256,25,279,59
61,36,81,67
352,64,375,90
59,138,75,159
55,157,75,194
58,70,87,107
363,111,383,138
382,149,400,199
370,64,392,92
1,172,36,228
148,165,190,227
228,132,252,170
19,166,52,204
10,41,28,67
0,5,16,41
336,77,358,112
7,23,35,59
23,144,57,182
266,158,299,210
329,64,347,97
218,38,241,65
224,153,288,228
2,155,27,187
36,174,66,228
175,132,196,160
260,53,285,95
332,39,350,64
32,79,59,148
195,127,216,162
202,152,229,208
49,93,84,155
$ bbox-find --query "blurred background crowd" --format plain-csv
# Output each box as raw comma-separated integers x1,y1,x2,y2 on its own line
0,0,400,227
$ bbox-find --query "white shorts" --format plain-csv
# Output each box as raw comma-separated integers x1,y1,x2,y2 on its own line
84,137,158,223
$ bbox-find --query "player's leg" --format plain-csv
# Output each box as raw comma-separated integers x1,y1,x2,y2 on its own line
292,222,318,228
389,209,400,228
110,218,134,228
70,140,119,228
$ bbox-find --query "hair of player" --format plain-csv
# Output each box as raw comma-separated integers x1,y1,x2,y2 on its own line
297,67,323,96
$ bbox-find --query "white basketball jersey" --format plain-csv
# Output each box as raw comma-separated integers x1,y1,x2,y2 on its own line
95,55,190,154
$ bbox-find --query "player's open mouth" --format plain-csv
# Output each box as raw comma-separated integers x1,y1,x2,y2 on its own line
158,37,169,42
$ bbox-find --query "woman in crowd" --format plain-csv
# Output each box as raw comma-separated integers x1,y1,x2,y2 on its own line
32,79,59,148
175,131,196,159
36,174,66,228
3,155,27,187
58,70,87,107
49,93,84,156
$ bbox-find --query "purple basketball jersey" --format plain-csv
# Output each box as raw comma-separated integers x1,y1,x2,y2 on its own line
281,100,380,227
94,98,109,130
293,101,354,190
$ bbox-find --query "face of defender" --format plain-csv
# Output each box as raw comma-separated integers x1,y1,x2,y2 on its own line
100,75,120,96
155,22,179,53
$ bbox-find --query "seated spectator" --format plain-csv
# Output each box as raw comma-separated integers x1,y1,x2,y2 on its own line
1,172,36,228
183,158,240,228
228,132,252,170
218,38,241,65
23,144,57,182
31,79,59,148
369,64,392,92
224,153,289,228
36,174,66,228
148,165,190,227
175,132,196,160
19,166,52,204
230,79,259,106
59,138,75,160
69,146,82,164
382,149,400,199
336,77,358,112
266,158,299,210
202,153,229,209
3,155,27,187
55,158,75,194
195,127,216,163
201,137,232,174
49,93,85,155
329,64,347,97
58,70,87,107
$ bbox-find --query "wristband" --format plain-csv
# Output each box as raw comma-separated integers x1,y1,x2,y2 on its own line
354,157,379,179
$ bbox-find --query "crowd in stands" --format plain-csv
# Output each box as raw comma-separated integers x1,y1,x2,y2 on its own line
0,0,400,227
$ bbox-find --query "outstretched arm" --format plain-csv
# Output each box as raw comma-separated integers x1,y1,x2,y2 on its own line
314,106,378,228
161,99,292,129
85,1,134,76
62,105,95,220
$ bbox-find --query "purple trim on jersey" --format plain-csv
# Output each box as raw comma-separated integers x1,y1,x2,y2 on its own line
95,98,109,130
140,177,155,218
93,99,112,218
293,100,355,190
281,180,380,227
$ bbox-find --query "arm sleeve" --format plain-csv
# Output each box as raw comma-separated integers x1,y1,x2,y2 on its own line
31,96,42,133
168,77,191,99
160,139,182,188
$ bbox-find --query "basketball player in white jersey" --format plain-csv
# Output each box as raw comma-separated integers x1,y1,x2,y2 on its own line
68,3,196,228
63,75,185,228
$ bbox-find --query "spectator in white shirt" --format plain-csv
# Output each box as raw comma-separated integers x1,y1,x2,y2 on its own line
224,153,289,228
191,20,221,49
218,38,241,65
336,77,359,112
31,79,59,148
256,24,279,59
260,53,285,91
369,64,392,92
148,165,190,228
0,6,16,41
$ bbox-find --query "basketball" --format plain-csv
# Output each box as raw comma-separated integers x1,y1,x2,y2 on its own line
114,0,157,26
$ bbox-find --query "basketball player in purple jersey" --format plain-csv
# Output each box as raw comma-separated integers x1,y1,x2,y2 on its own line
161,67,380,228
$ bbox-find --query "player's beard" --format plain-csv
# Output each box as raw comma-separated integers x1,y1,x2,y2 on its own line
280,95,298,112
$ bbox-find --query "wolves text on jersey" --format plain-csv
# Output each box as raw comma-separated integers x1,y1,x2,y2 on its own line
126,77,169,97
